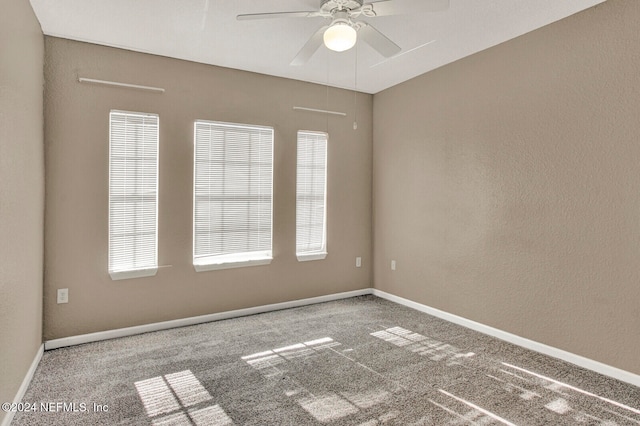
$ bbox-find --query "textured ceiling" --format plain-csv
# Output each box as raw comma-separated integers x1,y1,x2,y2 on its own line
30,0,605,94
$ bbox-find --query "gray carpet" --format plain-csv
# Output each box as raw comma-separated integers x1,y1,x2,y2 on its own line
12,296,640,425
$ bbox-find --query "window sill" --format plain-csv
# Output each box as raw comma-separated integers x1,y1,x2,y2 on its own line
109,267,158,281
194,257,272,272
296,252,328,262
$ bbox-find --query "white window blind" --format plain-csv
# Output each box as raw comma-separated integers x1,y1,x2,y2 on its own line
108,110,159,280
193,120,273,271
296,131,328,261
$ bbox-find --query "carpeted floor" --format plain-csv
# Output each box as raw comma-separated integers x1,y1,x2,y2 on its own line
12,295,640,425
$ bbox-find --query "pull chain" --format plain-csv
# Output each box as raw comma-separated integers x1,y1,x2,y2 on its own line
353,43,358,130
326,50,330,133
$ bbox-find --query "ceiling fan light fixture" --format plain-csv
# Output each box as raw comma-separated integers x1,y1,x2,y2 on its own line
323,22,357,52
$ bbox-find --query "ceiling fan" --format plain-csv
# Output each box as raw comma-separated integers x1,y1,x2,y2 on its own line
237,0,449,66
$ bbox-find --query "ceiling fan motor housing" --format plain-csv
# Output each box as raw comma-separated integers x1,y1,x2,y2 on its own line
320,0,364,13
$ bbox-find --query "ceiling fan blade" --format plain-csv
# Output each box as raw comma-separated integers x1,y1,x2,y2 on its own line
290,26,329,66
358,23,401,57
237,11,320,21
364,0,397,16
365,0,450,16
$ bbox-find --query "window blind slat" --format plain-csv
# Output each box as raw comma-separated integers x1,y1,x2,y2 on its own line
193,120,273,266
296,131,328,257
109,111,159,275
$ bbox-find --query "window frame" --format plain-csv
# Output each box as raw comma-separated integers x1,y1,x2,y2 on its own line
108,110,159,280
192,119,274,272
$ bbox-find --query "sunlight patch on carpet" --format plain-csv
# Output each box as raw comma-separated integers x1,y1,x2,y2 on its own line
135,370,233,425
371,326,475,365
298,393,359,422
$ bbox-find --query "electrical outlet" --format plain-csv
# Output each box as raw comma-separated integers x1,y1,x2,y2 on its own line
391,260,396,271
356,257,362,268
57,288,69,304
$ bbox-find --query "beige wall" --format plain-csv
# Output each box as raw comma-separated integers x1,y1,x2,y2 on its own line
0,0,44,417
373,0,640,375
43,37,372,340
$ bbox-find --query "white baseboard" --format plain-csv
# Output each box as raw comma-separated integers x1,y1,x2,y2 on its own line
372,289,640,388
44,289,372,350
1,344,44,426
42,287,639,389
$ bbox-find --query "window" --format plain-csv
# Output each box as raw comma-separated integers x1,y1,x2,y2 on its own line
193,120,273,271
108,111,159,280
296,131,328,261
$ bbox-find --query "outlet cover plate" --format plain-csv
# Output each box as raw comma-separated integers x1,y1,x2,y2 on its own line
57,288,69,304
